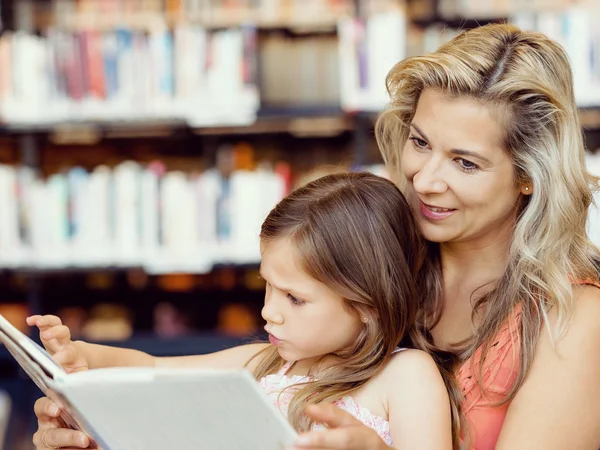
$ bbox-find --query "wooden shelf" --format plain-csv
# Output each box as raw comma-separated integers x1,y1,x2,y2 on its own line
411,15,507,29
0,106,355,141
29,10,345,34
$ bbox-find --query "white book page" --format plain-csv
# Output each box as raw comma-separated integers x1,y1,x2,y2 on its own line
61,368,297,450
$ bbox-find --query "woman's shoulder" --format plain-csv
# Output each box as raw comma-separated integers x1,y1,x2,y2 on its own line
564,278,600,339
559,281,600,336
527,282,600,388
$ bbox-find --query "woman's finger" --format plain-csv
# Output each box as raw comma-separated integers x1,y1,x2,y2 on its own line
291,428,355,449
291,427,380,450
34,397,62,420
32,427,90,449
305,403,363,428
287,404,386,450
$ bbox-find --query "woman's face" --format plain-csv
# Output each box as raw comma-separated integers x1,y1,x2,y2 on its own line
401,89,528,248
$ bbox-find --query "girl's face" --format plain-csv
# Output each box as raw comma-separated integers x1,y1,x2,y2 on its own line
401,89,527,249
260,238,362,371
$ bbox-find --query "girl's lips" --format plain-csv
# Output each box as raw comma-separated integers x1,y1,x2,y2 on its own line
268,334,281,346
419,201,456,220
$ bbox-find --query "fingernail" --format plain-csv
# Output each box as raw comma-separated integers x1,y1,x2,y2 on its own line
50,404,59,415
79,436,88,447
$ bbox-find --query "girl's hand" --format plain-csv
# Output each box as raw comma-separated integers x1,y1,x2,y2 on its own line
27,315,89,373
32,397,91,449
289,404,392,450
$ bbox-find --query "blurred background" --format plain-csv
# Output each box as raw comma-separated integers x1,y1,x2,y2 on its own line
0,0,599,448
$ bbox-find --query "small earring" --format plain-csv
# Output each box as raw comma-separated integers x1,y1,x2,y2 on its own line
361,317,369,324
525,187,529,191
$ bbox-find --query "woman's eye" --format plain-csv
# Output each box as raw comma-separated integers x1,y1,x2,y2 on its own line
456,158,480,172
408,136,428,149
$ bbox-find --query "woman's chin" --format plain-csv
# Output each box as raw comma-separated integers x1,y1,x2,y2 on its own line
418,227,456,243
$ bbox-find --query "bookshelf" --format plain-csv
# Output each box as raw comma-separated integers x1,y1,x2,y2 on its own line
0,0,596,329
0,0,596,348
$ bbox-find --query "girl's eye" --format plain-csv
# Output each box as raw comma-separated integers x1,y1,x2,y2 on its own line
455,158,480,173
287,294,305,306
408,135,428,149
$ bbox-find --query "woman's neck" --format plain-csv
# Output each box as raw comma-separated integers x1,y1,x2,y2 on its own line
441,242,509,280
439,225,513,283
429,223,516,347
430,239,511,347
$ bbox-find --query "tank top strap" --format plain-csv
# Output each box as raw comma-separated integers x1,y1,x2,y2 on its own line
277,360,295,376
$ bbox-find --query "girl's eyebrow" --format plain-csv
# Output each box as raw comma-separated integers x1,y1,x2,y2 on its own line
259,267,311,299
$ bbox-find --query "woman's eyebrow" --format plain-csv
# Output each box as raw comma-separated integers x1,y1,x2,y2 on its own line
410,123,493,165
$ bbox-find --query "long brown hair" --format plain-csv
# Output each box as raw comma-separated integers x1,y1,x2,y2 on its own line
376,23,600,448
249,172,425,434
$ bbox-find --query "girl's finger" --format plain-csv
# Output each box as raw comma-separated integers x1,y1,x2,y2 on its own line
42,325,72,345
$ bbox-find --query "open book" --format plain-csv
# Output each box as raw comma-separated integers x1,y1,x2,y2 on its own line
0,314,297,450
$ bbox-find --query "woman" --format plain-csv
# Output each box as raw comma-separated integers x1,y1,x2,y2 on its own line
33,23,600,450
290,23,600,450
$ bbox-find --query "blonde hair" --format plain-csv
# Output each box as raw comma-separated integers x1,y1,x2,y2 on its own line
376,23,600,446
249,172,426,436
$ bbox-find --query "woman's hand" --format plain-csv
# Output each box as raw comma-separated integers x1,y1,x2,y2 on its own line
32,397,91,449
288,404,392,450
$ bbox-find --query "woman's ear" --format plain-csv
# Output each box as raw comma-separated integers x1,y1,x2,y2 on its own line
521,184,533,195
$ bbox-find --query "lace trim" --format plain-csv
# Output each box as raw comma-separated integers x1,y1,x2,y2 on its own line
259,370,393,445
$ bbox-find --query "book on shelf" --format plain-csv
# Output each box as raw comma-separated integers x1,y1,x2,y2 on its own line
0,313,297,450
259,34,340,108
338,3,407,112
0,25,259,126
410,0,600,108
47,0,355,30
510,5,600,107
437,0,576,19
0,158,287,272
0,158,392,272
0,0,414,123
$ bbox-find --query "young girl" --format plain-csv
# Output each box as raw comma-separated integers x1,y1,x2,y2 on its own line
28,172,453,450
